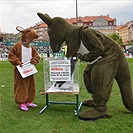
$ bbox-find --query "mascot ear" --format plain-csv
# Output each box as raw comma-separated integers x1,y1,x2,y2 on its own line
37,12,53,25
16,26,24,32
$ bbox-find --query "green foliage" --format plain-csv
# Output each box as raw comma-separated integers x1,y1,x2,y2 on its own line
0,59,133,133
108,34,123,45
127,40,133,45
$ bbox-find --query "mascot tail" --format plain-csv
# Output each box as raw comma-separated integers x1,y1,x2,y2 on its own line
115,56,133,111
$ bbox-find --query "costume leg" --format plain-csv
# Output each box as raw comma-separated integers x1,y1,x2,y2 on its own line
82,64,95,107
83,64,94,94
26,76,36,103
78,58,118,120
14,71,29,104
91,59,118,112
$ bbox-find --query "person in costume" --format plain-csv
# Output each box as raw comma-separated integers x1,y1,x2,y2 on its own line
8,26,40,111
37,13,133,120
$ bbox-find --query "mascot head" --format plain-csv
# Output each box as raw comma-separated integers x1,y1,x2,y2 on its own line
16,26,38,42
37,13,85,57
37,13,67,53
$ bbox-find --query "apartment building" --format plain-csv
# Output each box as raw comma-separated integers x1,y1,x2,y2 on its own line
35,15,117,42
66,15,116,35
34,22,49,42
119,21,133,44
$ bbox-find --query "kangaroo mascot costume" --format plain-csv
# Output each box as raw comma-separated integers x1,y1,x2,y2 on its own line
37,12,133,120
8,26,40,111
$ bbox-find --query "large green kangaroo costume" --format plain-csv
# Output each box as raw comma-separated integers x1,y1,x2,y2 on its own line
37,12,133,120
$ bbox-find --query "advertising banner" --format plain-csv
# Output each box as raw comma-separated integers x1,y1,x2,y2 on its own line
49,60,71,81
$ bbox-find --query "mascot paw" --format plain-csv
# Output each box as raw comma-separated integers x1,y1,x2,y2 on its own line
78,109,110,121
82,99,94,107
30,59,37,65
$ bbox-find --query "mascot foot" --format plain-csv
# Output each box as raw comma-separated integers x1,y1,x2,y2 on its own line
78,109,108,121
82,99,94,107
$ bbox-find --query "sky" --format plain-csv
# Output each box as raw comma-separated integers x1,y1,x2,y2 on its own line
0,0,133,34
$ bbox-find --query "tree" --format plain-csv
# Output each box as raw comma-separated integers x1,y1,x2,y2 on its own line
127,40,133,45
108,33,123,45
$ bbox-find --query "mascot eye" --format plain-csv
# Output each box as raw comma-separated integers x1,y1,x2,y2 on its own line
47,28,51,35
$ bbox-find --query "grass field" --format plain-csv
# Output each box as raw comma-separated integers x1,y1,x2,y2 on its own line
0,58,133,133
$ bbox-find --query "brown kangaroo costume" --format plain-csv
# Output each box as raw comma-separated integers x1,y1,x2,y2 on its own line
8,27,40,105
37,13,133,120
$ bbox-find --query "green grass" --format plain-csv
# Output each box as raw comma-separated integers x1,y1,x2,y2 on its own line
0,59,133,133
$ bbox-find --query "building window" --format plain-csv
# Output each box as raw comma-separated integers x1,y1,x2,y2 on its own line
109,22,112,25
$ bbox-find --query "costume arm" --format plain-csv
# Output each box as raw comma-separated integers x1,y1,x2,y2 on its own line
30,47,40,65
76,29,104,62
8,43,22,66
